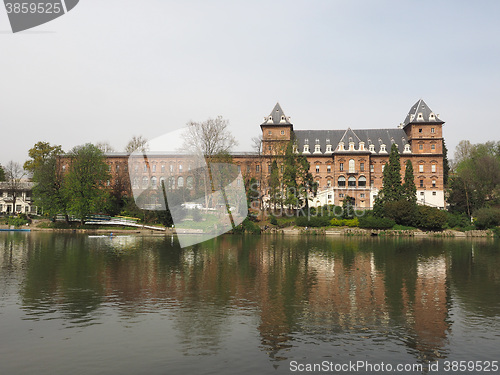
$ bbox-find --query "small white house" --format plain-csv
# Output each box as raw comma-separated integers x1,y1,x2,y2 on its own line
0,182,38,214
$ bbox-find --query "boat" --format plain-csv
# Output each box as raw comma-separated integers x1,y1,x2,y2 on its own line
0,228,31,232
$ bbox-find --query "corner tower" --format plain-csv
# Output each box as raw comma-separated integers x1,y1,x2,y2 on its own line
402,99,445,155
260,103,293,156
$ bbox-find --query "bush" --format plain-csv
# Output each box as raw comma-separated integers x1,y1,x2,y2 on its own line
416,206,447,231
445,211,470,230
269,215,278,226
383,200,417,226
296,215,331,227
7,216,29,227
358,215,395,229
233,218,261,234
473,207,500,229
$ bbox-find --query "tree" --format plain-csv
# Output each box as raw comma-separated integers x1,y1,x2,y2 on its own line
125,135,148,154
442,140,450,187
373,143,403,216
402,160,417,205
96,141,115,153
63,144,111,224
4,161,27,214
24,142,65,218
24,141,63,173
268,160,280,209
0,164,5,182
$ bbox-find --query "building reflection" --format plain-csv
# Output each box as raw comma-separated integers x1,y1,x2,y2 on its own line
2,234,499,363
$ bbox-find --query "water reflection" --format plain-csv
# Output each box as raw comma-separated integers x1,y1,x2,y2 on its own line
0,233,499,373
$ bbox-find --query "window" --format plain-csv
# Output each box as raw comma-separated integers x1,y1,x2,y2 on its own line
281,130,285,135
268,130,272,135
420,191,424,196
142,176,148,187
420,179,424,188
161,165,165,173
349,159,355,173
327,180,331,188
314,144,321,153
328,194,332,199
348,176,356,187
338,176,346,187
268,164,272,173
419,128,423,133
106,180,110,186
360,193,365,198
432,180,436,188
327,165,331,173
168,177,175,188
62,165,66,172
339,193,344,198
159,177,165,187
360,163,364,172
419,164,424,173
431,128,435,133
339,163,344,171
382,164,385,172
256,165,260,172
186,176,194,189
431,164,436,173
152,165,156,173
303,145,310,153
432,191,437,196
179,164,183,172
370,164,374,173
143,164,147,172
151,176,157,187
431,144,435,150
178,176,184,187
116,165,120,172
316,165,320,173
419,144,423,150
358,176,366,187
108,165,112,172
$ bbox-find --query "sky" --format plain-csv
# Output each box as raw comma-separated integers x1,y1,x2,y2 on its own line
1,0,500,166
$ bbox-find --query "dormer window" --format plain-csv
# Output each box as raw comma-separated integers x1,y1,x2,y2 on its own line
380,144,387,153
349,142,355,151
430,113,435,120
326,144,332,153
404,144,411,153
359,142,365,151
303,144,310,153
417,113,423,120
314,144,321,154
338,142,345,151
292,144,298,153
369,144,375,152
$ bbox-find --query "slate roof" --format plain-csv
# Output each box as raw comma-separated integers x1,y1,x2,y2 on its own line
261,102,292,125
403,99,444,126
294,128,409,154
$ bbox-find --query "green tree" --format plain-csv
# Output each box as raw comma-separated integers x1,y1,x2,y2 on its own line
268,160,280,209
442,140,450,187
402,160,417,205
373,143,403,216
63,144,111,224
0,164,5,182
24,141,63,173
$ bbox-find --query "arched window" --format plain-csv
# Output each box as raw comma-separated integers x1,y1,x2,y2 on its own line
168,177,175,188
142,176,149,188
151,176,157,188
348,176,356,187
349,159,355,173
358,176,366,187
338,176,346,187
178,176,184,187
186,176,194,189
159,177,166,188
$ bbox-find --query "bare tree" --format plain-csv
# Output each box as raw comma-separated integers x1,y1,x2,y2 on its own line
96,141,115,153
251,135,262,154
125,135,148,154
5,161,27,214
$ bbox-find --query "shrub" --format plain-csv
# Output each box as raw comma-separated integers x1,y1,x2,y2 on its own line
343,218,359,227
269,215,278,226
445,211,470,229
358,215,395,229
383,200,417,226
7,216,29,227
473,207,500,229
416,206,447,231
296,215,331,227
330,218,343,226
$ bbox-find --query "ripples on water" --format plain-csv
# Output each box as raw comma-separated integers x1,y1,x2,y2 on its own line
0,233,499,374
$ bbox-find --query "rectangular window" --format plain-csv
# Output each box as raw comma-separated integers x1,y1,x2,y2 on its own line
420,191,424,196
281,130,285,135
16,205,21,212
143,164,147,172
316,165,320,173
268,130,272,135
340,163,344,171
116,165,120,172
327,165,331,173
179,165,183,172
256,165,260,172
431,128,435,133
360,193,365,198
152,165,156,173
419,165,424,173
161,165,165,173
432,191,437,196
268,164,272,173
169,165,174,172
419,144,423,150
339,193,344,198
431,144,436,150
370,164,374,173
431,165,436,173
360,163,364,172
420,180,424,188
419,128,423,133
432,180,436,187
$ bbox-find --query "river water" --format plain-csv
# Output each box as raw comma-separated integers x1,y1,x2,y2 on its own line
0,233,499,374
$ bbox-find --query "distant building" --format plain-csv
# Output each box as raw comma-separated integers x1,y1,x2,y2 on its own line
0,182,38,214
60,100,445,210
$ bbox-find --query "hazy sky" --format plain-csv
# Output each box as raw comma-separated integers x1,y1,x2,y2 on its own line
1,0,500,166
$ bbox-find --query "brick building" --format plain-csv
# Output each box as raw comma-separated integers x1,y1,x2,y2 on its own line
87,99,445,210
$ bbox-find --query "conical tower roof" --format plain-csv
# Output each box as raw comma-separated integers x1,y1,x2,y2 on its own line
403,99,444,126
261,102,292,125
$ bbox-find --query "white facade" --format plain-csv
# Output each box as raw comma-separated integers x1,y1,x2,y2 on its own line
0,182,38,214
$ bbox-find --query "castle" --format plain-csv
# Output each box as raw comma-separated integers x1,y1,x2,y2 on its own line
81,100,445,211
